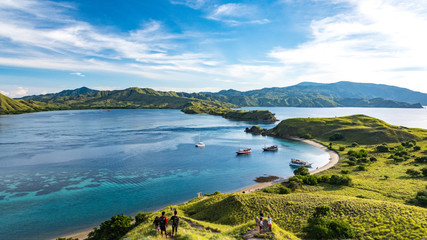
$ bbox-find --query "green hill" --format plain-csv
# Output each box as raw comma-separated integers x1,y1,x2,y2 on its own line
0,93,56,114
268,114,427,145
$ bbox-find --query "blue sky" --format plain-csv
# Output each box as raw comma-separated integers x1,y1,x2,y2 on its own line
0,0,427,97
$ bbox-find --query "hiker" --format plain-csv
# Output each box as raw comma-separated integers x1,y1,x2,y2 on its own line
170,210,180,237
267,216,272,231
153,216,160,233
255,216,259,230
259,218,264,233
259,210,264,219
159,211,168,238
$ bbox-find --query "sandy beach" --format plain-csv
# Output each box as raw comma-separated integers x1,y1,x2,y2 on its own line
55,138,339,240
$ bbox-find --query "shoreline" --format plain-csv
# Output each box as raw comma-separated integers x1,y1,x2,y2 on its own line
55,137,339,240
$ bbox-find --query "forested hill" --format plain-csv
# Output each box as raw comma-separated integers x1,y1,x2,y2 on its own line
201,81,426,107
22,87,236,110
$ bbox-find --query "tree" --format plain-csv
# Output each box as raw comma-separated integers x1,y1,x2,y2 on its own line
415,188,427,207
135,212,150,225
294,166,310,176
422,168,427,177
329,133,344,141
88,214,134,240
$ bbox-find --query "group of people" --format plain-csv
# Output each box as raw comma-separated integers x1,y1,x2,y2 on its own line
153,210,180,238
255,210,273,233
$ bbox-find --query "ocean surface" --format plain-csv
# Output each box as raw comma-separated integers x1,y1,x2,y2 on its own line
0,107,425,239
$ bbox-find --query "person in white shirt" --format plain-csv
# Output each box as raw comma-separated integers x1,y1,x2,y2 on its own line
267,216,272,231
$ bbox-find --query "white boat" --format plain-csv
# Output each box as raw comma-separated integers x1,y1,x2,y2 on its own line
195,135,205,147
289,158,312,167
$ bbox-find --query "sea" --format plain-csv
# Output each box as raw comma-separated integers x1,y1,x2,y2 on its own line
0,107,425,239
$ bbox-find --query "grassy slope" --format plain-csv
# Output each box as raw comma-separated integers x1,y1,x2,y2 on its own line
0,93,57,114
268,114,427,144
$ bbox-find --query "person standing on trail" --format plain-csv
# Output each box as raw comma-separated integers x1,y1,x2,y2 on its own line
170,210,180,237
153,216,160,233
267,216,272,231
255,216,259,231
259,210,264,219
159,211,168,238
259,218,264,233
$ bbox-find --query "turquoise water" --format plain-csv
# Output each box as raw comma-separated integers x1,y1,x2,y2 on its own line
1,107,425,239
0,109,328,239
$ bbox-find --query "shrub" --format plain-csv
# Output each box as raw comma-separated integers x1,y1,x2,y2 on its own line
304,205,354,239
303,175,318,185
330,175,352,186
288,180,302,191
294,166,310,176
357,165,367,171
369,157,378,162
302,133,313,139
406,169,421,178
347,161,356,166
376,145,389,152
347,150,357,157
88,214,134,240
135,212,150,225
329,133,344,141
319,175,330,183
415,157,427,163
341,170,350,174
413,146,421,151
422,168,427,177
416,189,427,207
56,238,78,240
351,142,359,147
339,146,345,151
279,186,292,194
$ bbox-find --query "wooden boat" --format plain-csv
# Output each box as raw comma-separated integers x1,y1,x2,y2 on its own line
236,148,251,155
289,158,312,167
263,145,278,151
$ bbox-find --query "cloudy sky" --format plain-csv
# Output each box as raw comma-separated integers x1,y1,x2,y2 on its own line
1,0,427,97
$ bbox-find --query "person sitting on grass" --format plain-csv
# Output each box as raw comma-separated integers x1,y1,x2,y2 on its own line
159,211,168,238
170,210,180,237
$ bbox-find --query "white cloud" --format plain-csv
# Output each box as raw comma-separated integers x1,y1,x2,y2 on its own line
207,3,270,26
70,72,85,77
0,86,29,98
170,0,207,9
216,0,427,92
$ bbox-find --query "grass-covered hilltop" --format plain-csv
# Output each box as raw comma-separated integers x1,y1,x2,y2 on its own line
60,115,427,240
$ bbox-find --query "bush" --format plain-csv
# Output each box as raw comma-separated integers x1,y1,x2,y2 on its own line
413,146,421,151
288,180,302,191
303,175,318,185
415,157,427,163
135,212,150,225
406,169,421,178
304,205,354,239
369,157,378,162
357,165,367,171
56,238,78,240
339,146,345,151
422,168,427,177
416,189,427,207
376,145,389,152
329,133,344,141
330,175,352,186
302,133,313,139
294,166,310,176
341,170,350,174
88,214,134,240
279,186,292,194
351,142,359,147
319,175,330,183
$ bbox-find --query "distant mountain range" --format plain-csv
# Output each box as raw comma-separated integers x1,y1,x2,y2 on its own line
2,81,425,115
200,81,426,107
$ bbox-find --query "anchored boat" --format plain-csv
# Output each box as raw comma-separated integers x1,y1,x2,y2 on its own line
289,158,312,167
263,145,278,151
236,148,251,155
